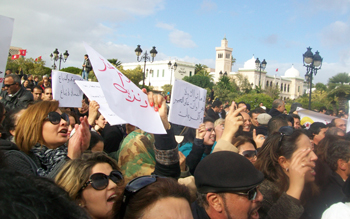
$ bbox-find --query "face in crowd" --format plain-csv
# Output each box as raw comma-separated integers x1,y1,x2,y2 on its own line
334,118,346,132
4,76,20,95
95,115,108,130
42,108,69,148
32,87,42,101
204,121,216,145
42,88,53,101
238,142,257,164
250,113,259,127
213,104,223,113
240,112,252,132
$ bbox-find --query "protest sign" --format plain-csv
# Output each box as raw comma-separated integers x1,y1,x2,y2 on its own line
75,81,126,125
0,15,14,87
52,70,84,108
297,107,338,129
168,79,207,129
83,43,166,134
347,101,350,132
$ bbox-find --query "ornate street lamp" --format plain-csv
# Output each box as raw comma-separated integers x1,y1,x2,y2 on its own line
50,48,69,70
168,61,177,86
255,58,267,87
303,47,323,110
135,45,157,88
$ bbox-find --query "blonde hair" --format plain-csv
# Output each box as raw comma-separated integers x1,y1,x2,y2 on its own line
55,152,124,200
15,100,59,153
214,118,225,127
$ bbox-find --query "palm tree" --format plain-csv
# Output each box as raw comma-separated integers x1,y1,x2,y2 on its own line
107,59,122,68
195,63,208,74
327,73,350,110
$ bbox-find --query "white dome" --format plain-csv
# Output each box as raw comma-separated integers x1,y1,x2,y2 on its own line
284,65,300,77
243,56,257,69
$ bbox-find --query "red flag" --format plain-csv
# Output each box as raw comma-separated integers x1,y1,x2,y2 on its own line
35,56,42,62
11,54,19,60
19,49,27,56
276,68,278,72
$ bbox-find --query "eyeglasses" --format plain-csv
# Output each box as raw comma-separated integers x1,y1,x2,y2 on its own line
233,186,258,201
278,126,294,148
4,83,16,88
119,175,160,218
242,150,257,158
45,112,70,125
81,170,123,191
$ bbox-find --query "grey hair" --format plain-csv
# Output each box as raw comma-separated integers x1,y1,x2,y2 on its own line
5,74,21,85
272,99,284,109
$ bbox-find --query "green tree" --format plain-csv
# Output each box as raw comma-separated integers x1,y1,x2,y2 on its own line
107,59,122,68
195,63,208,74
118,65,143,85
235,93,273,109
327,73,350,110
182,74,214,89
315,83,327,94
60,66,82,75
328,73,350,85
263,86,280,100
6,56,49,77
233,73,252,93
212,75,239,102
161,84,172,95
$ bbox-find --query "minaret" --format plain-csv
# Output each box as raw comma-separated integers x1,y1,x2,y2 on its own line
215,36,233,82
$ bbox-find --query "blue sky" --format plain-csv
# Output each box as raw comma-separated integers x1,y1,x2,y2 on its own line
1,0,350,83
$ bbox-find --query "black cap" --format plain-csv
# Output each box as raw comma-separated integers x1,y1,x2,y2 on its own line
194,151,264,193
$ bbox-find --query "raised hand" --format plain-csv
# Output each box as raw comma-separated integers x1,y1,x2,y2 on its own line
67,116,91,159
196,123,206,140
253,129,265,148
220,101,246,143
87,100,100,126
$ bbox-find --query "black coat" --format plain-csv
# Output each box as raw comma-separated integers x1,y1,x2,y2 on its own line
0,86,33,111
191,201,210,219
268,108,282,117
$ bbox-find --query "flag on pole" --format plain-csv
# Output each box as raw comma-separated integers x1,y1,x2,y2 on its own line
35,56,42,62
11,54,19,60
276,68,278,72
19,49,26,56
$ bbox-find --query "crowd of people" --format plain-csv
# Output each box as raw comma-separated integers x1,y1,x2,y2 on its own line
1,71,350,219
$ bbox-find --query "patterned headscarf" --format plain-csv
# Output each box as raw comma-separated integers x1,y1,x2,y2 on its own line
116,129,156,183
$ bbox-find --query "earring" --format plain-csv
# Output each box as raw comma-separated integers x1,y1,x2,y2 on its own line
286,168,289,172
79,203,84,207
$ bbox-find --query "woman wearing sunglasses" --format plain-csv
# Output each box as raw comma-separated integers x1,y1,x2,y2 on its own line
56,152,124,219
254,126,318,219
116,175,192,219
232,135,258,164
10,100,90,177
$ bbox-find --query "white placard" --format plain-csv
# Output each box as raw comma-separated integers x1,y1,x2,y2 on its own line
347,101,350,133
52,70,84,107
168,79,207,129
0,15,14,87
75,81,126,125
84,43,166,134
296,107,341,129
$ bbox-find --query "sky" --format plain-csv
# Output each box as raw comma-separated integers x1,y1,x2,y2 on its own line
1,0,350,84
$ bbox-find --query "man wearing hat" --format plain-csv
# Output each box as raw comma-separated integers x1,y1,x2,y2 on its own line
192,151,264,219
255,113,272,136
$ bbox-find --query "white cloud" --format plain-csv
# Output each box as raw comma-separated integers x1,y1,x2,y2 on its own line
0,0,165,69
199,0,217,13
169,30,197,48
156,22,175,30
321,21,350,47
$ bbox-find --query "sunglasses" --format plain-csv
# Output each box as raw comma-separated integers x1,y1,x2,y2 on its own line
119,175,161,218
278,126,294,148
45,112,70,125
81,170,123,191
4,83,16,88
242,150,257,158
233,186,258,201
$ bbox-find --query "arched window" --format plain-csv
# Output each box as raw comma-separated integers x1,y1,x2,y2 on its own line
284,84,286,92
270,81,272,87
266,80,269,87
280,83,283,91
287,84,290,92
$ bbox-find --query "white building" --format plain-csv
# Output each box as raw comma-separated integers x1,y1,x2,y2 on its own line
214,37,306,100
122,60,195,91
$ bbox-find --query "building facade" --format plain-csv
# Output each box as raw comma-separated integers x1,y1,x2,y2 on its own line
213,38,306,100
122,60,195,91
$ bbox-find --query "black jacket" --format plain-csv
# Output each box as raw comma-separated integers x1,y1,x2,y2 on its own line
191,201,210,219
268,108,282,117
0,86,33,111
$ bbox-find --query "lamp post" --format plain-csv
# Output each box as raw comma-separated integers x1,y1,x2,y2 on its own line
50,48,69,70
168,61,177,86
303,47,323,110
135,45,157,88
255,58,267,87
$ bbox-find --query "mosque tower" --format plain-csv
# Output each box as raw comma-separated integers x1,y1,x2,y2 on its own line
214,36,233,82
